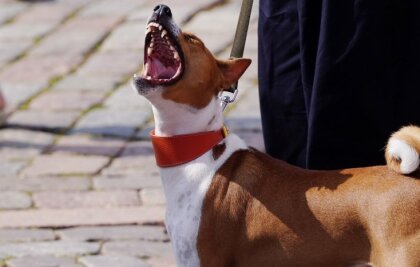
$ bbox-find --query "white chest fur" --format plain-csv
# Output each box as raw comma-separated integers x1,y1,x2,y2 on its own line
159,134,247,267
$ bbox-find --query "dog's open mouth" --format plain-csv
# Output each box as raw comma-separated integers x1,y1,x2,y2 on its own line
140,22,184,86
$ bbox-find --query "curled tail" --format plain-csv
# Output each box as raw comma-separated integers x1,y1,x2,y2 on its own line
385,125,420,174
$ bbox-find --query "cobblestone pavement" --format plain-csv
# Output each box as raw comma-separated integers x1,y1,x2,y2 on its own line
0,0,262,266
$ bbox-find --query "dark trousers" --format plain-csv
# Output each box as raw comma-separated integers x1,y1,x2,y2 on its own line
258,0,420,170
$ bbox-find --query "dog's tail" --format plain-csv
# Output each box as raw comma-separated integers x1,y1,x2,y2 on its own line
385,125,420,174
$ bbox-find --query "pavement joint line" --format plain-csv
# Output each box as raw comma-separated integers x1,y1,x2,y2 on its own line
0,3,88,73
180,0,230,26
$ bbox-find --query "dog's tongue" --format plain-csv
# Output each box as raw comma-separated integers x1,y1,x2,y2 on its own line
148,56,177,80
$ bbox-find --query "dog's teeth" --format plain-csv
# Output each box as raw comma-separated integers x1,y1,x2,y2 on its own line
145,28,151,35
174,51,179,60
159,25,163,30
149,41,154,48
161,30,167,38
146,76,152,80
147,47,153,56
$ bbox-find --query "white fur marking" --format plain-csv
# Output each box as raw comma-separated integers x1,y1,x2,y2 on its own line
161,134,247,267
388,138,420,174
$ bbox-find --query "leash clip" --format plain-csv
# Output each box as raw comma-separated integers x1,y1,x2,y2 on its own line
220,85,239,111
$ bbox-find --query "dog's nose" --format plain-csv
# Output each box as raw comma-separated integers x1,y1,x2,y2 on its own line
153,4,172,19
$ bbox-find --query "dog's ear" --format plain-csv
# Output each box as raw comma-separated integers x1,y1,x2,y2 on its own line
217,58,252,89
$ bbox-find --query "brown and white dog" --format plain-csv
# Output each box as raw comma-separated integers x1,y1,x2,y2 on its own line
132,5,420,267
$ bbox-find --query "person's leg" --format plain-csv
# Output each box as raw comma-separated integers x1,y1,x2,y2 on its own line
258,0,308,168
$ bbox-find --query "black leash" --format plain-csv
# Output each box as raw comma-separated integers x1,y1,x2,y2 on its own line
221,0,254,110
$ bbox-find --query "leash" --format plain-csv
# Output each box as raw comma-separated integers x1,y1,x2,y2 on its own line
220,0,254,111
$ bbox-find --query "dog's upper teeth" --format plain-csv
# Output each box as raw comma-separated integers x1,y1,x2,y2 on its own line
149,41,154,48
145,28,151,35
161,30,167,38
174,51,179,60
147,47,153,56
159,25,163,30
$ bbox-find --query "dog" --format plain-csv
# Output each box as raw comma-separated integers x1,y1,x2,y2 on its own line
132,5,420,267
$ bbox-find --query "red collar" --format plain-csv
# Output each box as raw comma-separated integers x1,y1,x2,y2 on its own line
150,126,229,167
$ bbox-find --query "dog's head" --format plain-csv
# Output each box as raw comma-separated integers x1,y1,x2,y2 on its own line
132,4,251,109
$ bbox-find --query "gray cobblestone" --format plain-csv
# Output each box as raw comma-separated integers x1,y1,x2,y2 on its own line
54,74,121,92
100,21,145,52
0,82,46,111
0,40,32,68
20,154,109,177
72,109,150,138
33,190,140,209
93,175,162,190
80,255,149,267
0,160,28,177
80,0,142,18
0,2,28,25
6,255,82,267
102,240,174,259
7,110,81,130
0,177,91,192
104,83,151,111
0,191,32,209
0,22,55,41
0,229,55,243
57,225,168,242
50,135,125,157
29,91,107,111
0,241,100,259
76,51,141,78
0,207,165,228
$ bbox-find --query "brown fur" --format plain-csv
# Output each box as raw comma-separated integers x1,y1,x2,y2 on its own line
161,32,250,108
386,126,420,174
197,149,420,267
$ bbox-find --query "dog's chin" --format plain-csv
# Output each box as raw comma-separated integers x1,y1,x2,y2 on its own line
132,76,161,96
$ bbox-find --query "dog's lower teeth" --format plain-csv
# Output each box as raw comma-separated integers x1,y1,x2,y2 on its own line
161,30,167,38
147,48,153,56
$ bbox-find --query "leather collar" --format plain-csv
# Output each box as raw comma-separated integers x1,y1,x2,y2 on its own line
150,126,229,167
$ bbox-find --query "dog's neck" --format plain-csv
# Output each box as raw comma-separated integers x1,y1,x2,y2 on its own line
147,92,224,137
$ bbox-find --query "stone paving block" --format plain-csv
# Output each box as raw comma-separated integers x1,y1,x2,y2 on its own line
72,109,150,138
76,51,141,78
183,1,241,53
7,110,81,130
30,16,122,57
0,207,165,228
16,3,75,23
29,91,107,111
60,15,122,32
99,140,158,177
0,82,46,111
0,55,83,83
0,161,28,177
0,191,32,209
100,21,145,52
0,22,55,41
57,225,169,242
33,190,140,209
79,255,149,267
104,83,151,112
49,135,125,157
0,129,54,160
20,154,109,177
0,229,55,243
7,255,82,267
235,130,265,152
93,175,162,190
0,241,100,259
227,81,260,118
139,188,166,206
0,2,28,25
225,117,262,132
0,39,32,67
102,240,174,259
147,255,177,267
54,74,122,92
80,0,142,18
0,177,91,192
